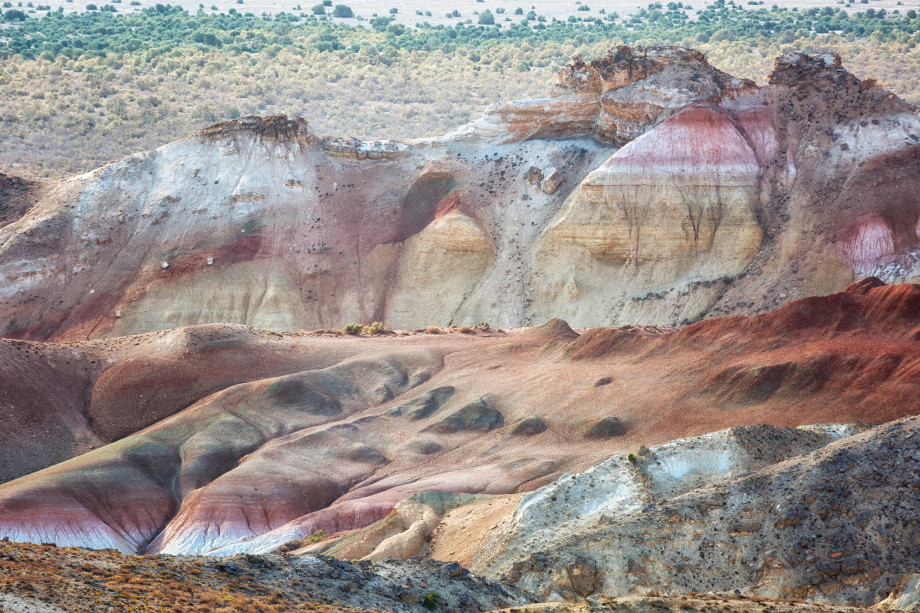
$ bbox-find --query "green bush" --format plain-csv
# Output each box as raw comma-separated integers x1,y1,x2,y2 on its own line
332,3,352,17
343,322,362,335
306,529,325,544
477,9,493,24
627,453,638,463
365,321,386,335
422,592,439,610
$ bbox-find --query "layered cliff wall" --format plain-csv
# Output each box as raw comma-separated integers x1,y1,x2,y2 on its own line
1,48,919,339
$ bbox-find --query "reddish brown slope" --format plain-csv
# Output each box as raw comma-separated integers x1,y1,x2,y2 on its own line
0,280,918,556
0,324,378,483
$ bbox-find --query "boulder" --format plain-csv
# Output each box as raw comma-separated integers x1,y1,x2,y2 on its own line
525,166,544,185
540,167,563,194
587,416,627,439
511,416,548,436
567,556,603,597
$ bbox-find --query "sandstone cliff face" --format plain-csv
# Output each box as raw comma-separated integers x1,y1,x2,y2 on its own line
533,103,765,326
1,48,919,338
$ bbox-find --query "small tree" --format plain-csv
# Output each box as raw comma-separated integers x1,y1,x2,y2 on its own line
478,9,494,24
332,3,352,17
311,3,324,14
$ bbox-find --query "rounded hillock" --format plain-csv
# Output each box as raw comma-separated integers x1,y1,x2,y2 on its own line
425,398,504,434
587,416,627,439
524,319,579,341
511,416,548,436
402,438,443,455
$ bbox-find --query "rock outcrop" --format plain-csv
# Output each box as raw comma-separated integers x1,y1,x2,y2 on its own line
469,417,920,606
879,574,920,612
467,46,755,145
0,539,533,612
533,103,766,326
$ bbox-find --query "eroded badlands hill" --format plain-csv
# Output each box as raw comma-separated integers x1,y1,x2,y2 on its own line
2,48,920,338
0,280,918,571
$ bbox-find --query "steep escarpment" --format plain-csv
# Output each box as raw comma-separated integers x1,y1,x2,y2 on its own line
704,52,920,318
0,111,608,338
464,46,755,144
532,103,766,326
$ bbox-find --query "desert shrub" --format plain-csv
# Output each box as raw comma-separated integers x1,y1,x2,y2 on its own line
332,4,352,17
478,9,494,24
425,326,442,334
458,325,473,333
306,529,325,544
365,321,385,335
277,538,304,553
627,453,638,463
422,592,439,610
343,322,362,335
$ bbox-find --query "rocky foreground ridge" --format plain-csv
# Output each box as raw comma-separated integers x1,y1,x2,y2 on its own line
1,48,920,338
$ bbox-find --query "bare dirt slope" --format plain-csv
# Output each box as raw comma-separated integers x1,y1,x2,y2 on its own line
0,279,917,561
489,595,872,613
